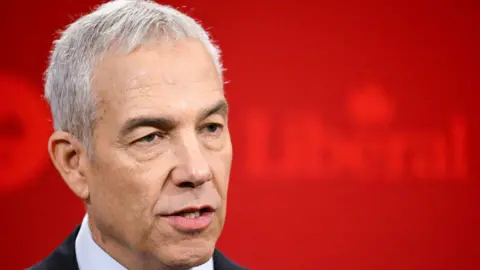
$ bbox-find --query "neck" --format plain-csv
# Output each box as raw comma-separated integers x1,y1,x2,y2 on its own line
87,215,181,270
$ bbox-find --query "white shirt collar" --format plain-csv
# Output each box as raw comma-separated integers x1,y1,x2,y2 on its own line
75,214,214,270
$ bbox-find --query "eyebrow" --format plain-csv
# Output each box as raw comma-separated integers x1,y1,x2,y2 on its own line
119,116,178,138
197,99,229,122
119,99,229,138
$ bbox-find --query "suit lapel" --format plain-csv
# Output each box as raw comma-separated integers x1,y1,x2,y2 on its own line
30,225,246,270
213,249,246,270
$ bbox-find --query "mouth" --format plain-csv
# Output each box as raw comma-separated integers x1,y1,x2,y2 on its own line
161,205,216,232
168,205,215,218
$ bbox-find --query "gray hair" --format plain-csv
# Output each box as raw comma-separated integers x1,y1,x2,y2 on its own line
44,0,223,154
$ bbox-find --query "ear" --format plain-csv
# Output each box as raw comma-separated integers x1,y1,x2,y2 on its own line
48,131,90,200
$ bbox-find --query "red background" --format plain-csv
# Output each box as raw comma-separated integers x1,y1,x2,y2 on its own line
1,0,479,269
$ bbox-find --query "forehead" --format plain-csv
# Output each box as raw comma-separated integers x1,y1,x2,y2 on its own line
92,38,223,120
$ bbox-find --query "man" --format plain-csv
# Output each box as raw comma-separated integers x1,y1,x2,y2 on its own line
30,0,245,269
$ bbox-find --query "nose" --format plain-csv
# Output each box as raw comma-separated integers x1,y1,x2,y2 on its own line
170,134,212,188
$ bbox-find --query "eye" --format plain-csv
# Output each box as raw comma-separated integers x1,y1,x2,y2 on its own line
135,132,165,144
202,123,223,136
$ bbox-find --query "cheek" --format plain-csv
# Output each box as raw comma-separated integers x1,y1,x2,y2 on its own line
90,152,161,218
210,144,233,198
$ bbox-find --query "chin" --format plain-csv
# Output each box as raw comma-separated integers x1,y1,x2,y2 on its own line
146,216,222,268
158,240,215,268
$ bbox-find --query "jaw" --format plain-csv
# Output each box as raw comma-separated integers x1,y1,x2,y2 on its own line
134,217,221,269
85,197,226,269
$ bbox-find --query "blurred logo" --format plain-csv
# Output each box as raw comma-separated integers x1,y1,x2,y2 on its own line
245,84,467,181
0,72,51,192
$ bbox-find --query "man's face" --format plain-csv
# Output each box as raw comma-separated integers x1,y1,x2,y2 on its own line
87,38,232,267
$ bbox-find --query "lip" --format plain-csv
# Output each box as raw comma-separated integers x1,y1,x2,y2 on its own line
159,205,216,232
166,205,215,216
162,212,215,232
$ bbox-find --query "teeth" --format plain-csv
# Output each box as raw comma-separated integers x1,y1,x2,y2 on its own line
182,211,201,219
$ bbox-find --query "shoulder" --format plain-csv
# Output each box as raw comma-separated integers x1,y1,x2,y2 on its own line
28,226,80,270
213,249,248,270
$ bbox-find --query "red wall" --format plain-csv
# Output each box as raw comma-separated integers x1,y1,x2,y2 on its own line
1,0,478,269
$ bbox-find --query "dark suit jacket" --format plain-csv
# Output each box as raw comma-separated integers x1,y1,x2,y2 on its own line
29,226,246,270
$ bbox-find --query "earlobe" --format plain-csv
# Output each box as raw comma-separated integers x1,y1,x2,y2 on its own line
48,131,90,200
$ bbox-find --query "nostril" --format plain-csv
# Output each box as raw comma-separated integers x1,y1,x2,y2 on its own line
178,181,196,188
